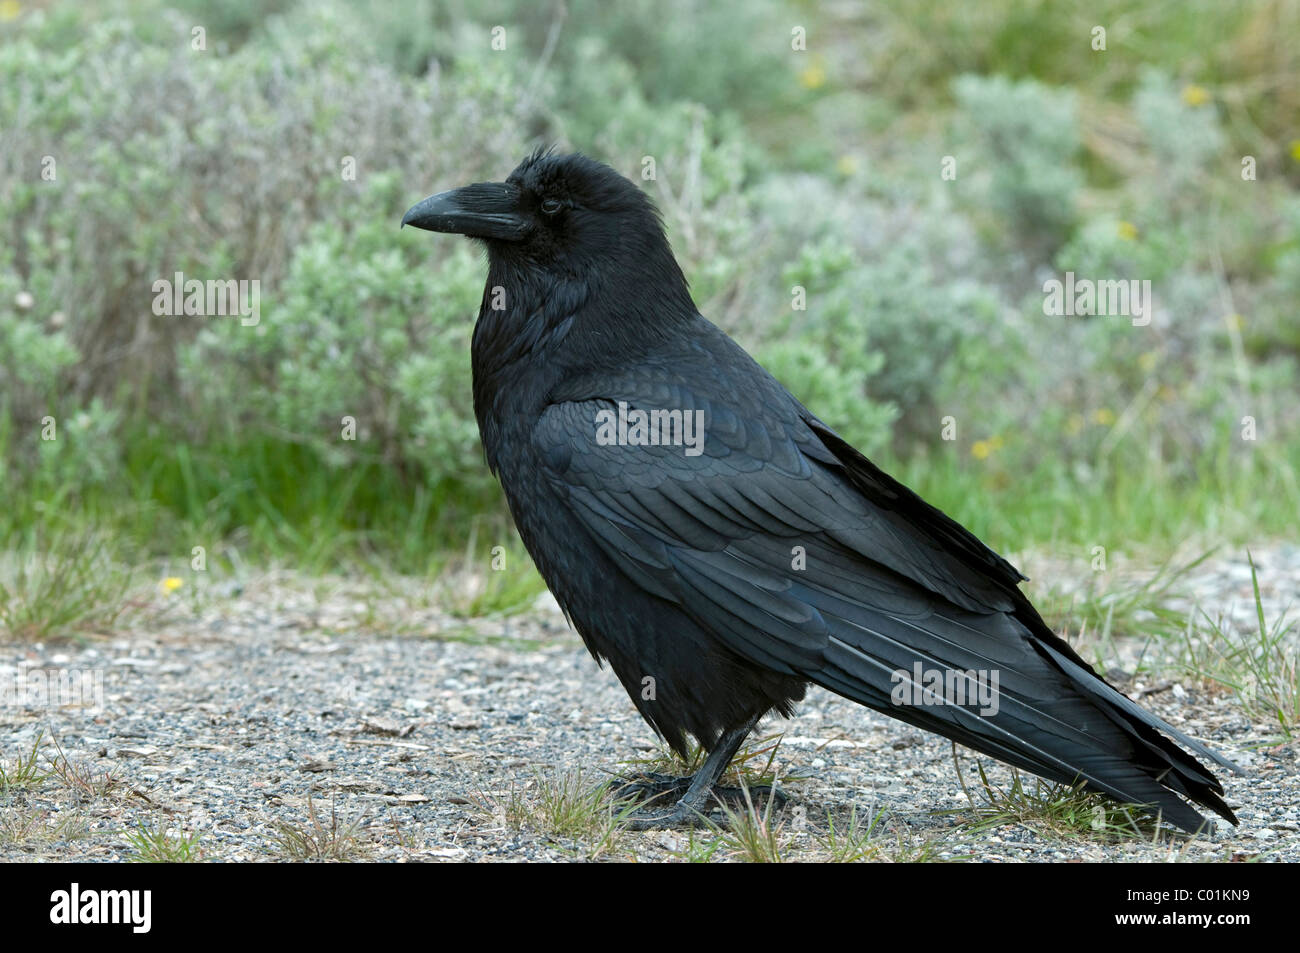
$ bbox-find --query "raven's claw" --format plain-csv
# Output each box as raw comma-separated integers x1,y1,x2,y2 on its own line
611,771,788,829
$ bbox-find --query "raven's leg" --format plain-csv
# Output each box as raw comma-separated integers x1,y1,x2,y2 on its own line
619,715,773,830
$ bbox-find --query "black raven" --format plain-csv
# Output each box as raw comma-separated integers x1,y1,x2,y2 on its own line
403,149,1237,832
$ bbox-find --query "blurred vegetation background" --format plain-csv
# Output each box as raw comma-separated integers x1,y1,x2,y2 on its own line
1,0,1297,597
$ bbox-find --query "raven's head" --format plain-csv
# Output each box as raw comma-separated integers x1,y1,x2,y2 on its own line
403,149,688,293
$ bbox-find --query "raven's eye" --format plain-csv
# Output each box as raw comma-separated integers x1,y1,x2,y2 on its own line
540,197,563,216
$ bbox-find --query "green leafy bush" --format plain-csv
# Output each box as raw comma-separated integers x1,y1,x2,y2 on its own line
0,0,1295,570
177,175,491,497
952,74,1082,258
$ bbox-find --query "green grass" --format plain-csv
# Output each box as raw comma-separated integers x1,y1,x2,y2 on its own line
126,822,203,862
1178,553,1298,738
440,535,548,619
1,731,128,805
0,806,91,852
661,827,728,863
818,805,889,862
43,735,126,803
950,757,1158,840
1033,549,1217,672
0,452,548,643
885,437,1300,559
477,772,637,858
0,732,48,792
115,433,507,578
808,805,957,863
711,780,791,862
0,522,138,642
851,1,1292,102
0,421,511,591
673,793,954,862
1,731,119,856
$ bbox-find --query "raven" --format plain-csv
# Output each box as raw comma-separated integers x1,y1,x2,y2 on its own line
403,149,1237,832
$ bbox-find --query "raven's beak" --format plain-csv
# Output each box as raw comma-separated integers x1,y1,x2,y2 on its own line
401,182,529,240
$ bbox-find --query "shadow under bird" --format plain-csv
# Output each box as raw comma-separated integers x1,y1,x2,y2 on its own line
402,149,1238,832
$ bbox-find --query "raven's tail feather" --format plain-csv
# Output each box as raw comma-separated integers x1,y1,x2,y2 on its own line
799,592,1237,833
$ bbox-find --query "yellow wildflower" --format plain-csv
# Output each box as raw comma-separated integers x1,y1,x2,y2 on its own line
799,61,826,90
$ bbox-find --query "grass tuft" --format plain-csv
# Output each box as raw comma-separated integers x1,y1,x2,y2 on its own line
951,754,1153,840
0,731,48,792
126,822,203,862
270,794,370,862
0,524,137,642
44,736,124,803
712,779,791,862
479,772,636,858
1179,552,1298,737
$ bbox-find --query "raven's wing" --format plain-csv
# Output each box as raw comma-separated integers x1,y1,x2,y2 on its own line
535,326,1235,831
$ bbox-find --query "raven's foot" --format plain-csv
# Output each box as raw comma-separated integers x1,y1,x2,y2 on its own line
612,771,787,806
610,715,775,831
621,802,713,831
611,771,787,829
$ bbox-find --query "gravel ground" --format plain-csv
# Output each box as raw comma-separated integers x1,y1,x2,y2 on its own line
1,546,1297,862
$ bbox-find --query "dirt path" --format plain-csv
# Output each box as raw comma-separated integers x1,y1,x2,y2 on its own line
1,550,1297,862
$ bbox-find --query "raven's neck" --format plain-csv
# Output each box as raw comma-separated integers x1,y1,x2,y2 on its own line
470,265,583,467
470,264,584,385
